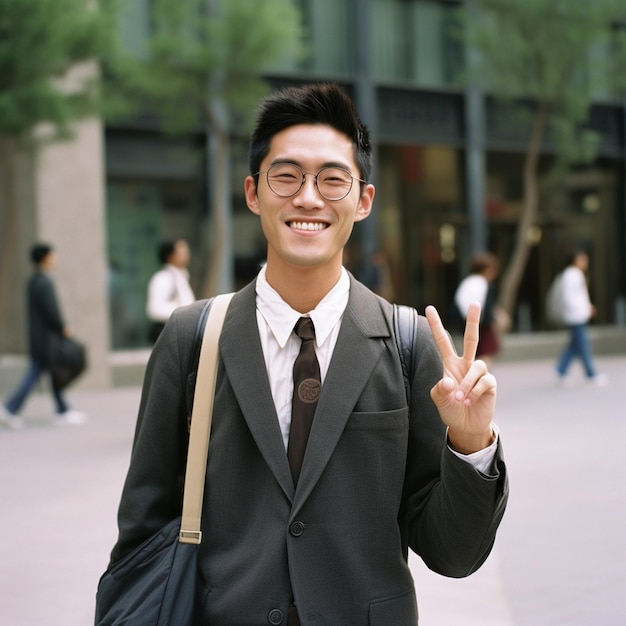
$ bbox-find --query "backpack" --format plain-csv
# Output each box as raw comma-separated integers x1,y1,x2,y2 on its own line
545,272,566,326
393,304,416,404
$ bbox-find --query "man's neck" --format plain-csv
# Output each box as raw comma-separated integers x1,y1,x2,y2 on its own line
265,263,343,314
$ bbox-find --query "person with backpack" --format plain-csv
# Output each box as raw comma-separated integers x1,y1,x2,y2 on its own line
104,83,508,624
554,250,608,387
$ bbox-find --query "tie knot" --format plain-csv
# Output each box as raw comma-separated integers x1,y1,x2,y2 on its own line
294,317,316,342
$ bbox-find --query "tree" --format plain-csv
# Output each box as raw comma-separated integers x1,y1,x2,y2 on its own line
105,0,305,296
462,0,626,318
0,0,117,334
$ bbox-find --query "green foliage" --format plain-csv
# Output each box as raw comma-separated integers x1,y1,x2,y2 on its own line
0,0,119,138
104,0,305,134
464,0,626,165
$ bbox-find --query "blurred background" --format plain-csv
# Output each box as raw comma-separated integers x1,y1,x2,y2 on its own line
2,0,626,389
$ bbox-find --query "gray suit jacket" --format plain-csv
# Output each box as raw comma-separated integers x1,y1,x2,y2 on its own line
111,276,507,625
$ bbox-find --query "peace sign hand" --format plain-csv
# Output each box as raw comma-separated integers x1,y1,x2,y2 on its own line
425,302,497,454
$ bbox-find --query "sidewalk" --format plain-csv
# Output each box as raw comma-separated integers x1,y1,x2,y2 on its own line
410,354,626,626
1,355,624,625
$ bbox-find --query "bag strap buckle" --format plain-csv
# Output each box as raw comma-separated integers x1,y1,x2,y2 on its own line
179,529,202,544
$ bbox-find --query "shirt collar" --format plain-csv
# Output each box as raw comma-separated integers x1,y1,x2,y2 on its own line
256,265,350,348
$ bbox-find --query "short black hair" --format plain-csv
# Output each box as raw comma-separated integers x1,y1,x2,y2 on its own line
470,252,499,275
565,248,587,267
248,82,372,184
30,243,52,265
157,238,181,264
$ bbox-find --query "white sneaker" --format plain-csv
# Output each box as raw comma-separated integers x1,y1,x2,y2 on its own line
54,410,87,426
589,373,609,387
0,405,24,430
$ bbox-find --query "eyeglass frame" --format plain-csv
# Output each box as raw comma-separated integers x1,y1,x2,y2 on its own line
254,162,368,202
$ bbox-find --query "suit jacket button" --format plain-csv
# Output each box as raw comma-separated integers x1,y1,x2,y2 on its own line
290,521,304,536
268,608,284,624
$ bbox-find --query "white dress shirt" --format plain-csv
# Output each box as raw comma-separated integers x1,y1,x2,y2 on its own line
146,265,195,322
255,265,498,472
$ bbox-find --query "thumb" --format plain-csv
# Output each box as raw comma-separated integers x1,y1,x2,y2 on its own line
430,376,457,409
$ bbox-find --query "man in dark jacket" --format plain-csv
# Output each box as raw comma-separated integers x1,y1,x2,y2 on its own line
106,83,507,624
1,243,85,428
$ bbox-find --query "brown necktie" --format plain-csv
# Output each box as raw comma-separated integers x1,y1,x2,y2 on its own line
287,317,321,486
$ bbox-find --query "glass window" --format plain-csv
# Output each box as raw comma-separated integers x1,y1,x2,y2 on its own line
376,144,464,314
106,178,204,349
373,1,407,81
308,0,352,75
411,1,462,87
117,0,151,60
373,0,462,87
587,37,620,104
273,0,353,76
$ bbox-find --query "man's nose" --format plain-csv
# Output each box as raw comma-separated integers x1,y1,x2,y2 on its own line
294,173,323,204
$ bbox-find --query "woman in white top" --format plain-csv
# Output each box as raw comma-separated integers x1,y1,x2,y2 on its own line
454,252,509,366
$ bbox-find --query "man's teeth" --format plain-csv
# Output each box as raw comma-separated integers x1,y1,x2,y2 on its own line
290,222,326,231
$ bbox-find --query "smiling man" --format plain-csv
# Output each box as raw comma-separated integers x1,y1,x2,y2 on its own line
106,83,508,625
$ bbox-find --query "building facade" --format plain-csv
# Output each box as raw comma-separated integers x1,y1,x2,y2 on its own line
3,0,625,375
104,0,626,349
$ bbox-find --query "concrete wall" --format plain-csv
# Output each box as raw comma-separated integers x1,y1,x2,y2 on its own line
34,117,111,388
0,117,112,392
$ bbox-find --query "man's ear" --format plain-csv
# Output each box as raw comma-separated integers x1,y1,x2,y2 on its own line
354,184,375,223
244,176,260,216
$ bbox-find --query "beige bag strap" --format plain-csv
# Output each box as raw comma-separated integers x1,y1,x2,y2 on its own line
179,293,234,544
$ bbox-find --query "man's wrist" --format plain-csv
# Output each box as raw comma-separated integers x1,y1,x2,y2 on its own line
447,424,497,455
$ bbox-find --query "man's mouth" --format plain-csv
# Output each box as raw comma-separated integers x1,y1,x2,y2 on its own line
287,221,328,231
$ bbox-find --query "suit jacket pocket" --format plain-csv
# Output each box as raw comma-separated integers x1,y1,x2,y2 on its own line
369,587,418,624
344,407,408,431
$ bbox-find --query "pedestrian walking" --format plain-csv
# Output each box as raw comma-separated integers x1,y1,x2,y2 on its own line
145,237,195,343
102,82,508,624
554,249,608,386
1,243,86,429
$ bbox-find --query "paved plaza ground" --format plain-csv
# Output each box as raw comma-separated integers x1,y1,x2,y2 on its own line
1,354,624,625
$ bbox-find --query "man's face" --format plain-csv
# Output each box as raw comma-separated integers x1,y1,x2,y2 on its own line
245,124,374,274
171,240,190,268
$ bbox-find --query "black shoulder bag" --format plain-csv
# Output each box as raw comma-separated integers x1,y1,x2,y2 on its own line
95,293,233,626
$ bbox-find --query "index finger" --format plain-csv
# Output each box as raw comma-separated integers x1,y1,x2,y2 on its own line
425,305,457,361
462,302,481,362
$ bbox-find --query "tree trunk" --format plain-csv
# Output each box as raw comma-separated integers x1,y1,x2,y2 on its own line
201,98,234,298
497,103,550,319
0,135,21,347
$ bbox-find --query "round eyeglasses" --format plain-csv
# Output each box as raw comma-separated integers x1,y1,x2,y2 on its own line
255,163,367,201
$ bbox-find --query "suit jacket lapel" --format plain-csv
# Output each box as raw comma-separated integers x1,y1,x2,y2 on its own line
220,282,295,500
220,278,392,511
293,279,391,512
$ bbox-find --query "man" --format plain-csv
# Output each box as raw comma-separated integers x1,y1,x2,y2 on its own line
555,249,607,386
145,237,195,343
108,83,507,624
1,243,85,429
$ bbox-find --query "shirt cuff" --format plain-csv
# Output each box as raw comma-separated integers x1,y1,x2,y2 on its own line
447,423,500,474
